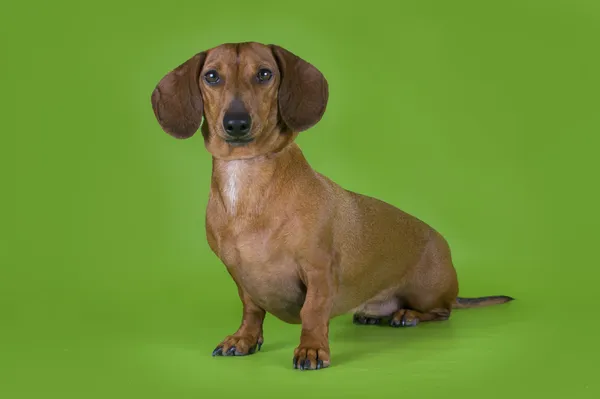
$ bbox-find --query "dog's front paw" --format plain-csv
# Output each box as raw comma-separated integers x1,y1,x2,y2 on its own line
292,345,330,371
212,334,263,357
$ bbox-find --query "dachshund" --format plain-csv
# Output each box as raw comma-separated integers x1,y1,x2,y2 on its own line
150,41,513,371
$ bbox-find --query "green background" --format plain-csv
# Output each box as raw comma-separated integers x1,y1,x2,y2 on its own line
3,0,599,397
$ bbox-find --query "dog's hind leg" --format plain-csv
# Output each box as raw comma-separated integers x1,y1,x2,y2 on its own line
352,295,401,326
353,295,452,328
388,307,451,327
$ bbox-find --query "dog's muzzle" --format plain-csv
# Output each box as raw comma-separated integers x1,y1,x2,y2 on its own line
223,99,253,145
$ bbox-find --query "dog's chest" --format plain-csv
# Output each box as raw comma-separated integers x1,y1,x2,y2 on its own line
214,225,306,323
220,162,244,213
207,160,307,322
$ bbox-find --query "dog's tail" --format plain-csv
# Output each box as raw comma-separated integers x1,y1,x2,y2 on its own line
452,295,514,309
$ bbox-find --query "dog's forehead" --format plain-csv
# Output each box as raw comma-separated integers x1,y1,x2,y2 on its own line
205,44,237,64
205,42,275,67
238,43,274,63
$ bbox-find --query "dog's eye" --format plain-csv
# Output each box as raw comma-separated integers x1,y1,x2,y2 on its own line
257,68,273,82
204,70,221,84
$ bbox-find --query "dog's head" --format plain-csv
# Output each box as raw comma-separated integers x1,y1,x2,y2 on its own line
150,42,328,159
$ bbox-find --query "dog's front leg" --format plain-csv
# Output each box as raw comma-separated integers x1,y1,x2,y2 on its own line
212,285,266,357
293,263,335,371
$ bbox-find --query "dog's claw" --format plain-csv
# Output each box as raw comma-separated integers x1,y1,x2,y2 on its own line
302,359,311,370
213,336,263,357
389,310,419,327
225,346,237,356
293,350,329,371
212,346,223,356
248,342,262,355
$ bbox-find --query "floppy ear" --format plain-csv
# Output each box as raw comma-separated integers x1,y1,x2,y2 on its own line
150,52,207,139
269,45,329,133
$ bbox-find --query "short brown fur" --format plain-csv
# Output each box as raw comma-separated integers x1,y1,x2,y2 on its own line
150,41,513,371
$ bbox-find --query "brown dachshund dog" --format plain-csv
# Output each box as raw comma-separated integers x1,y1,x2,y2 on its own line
150,42,513,371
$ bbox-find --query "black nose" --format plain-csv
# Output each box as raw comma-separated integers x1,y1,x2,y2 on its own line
223,112,252,137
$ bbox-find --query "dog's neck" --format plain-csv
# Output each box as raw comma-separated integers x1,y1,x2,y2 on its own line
211,143,310,216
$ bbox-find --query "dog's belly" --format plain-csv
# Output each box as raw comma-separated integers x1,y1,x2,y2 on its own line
218,234,306,324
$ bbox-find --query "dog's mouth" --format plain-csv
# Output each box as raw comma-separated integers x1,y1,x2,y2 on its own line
225,136,255,147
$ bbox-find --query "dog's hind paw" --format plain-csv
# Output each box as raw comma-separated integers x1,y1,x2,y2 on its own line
352,313,382,326
388,310,419,327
